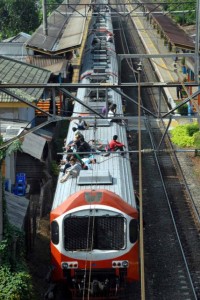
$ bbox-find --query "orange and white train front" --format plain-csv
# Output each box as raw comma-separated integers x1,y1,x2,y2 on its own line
50,190,139,296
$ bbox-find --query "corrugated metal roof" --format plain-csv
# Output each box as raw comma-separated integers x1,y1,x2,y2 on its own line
0,43,33,57
5,191,29,230
154,14,195,50
26,56,68,75
21,132,47,160
0,120,30,142
0,56,51,103
26,2,88,54
3,32,31,43
55,7,87,52
146,4,195,50
52,11,136,210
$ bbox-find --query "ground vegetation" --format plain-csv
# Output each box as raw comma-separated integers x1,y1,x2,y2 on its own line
171,122,200,147
0,0,40,39
0,0,65,40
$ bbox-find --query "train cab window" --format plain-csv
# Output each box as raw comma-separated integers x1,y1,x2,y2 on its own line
129,219,138,243
64,216,125,251
51,221,59,245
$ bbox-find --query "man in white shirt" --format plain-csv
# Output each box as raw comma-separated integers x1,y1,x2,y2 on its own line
60,158,82,183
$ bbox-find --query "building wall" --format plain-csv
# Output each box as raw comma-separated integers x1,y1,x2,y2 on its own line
0,107,35,123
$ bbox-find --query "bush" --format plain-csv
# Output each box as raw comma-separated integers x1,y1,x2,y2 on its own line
0,266,32,300
0,201,33,299
193,131,200,148
50,160,60,176
177,104,188,115
186,123,199,137
171,123,199,147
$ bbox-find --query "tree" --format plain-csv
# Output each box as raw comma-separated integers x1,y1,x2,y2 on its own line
155,0,196,25
38,0,64,17
0,0,40,39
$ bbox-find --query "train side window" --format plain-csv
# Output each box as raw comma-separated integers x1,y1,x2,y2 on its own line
129,219,138,243
51,221,59,245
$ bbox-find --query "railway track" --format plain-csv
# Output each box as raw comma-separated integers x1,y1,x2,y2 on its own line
112,3,200,299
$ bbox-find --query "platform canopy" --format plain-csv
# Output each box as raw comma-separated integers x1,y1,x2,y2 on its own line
26,2,89,55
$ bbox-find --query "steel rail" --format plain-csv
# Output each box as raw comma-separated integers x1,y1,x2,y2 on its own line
145,116,198,299
115,3,146,298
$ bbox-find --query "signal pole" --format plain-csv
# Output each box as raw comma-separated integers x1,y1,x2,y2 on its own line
42,0,48,36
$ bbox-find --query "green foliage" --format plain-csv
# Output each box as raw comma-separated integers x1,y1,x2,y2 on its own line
0,266,32,300
158,0,196,25
50,160,60,176
55,120,69,153
186,123,199,137
193,131,200,148
177,104,188,115
0,0,40,39
0,224,33,299
181,57,185,66
38,0,64,20
6,140,23,156
0,191,33,299
0,233,33,299
171,123,199,147
0,137,22,167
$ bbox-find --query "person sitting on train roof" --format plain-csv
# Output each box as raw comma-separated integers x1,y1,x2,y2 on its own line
88,139,103,152
60,157,82,183
101,101,112,115
106,33,113,43
82,157,97,170
72,127,84,139
62,143,74,155
76,137,91,157
64,136,81,152
74,116,88,130
60,154,76,174
107,104,125,125
109,135,126,156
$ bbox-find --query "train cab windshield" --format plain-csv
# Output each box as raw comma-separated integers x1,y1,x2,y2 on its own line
63,216,126,251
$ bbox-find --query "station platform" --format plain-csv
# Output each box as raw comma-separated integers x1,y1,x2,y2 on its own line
127,3,199,114
71,3,92,83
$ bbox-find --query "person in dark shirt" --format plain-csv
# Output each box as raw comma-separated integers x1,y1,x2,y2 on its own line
176,83,184,100
77,137,91,157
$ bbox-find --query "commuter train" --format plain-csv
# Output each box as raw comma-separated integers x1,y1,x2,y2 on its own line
49,1,139,298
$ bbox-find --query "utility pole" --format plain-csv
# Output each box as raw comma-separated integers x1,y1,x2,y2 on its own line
43,0,48,36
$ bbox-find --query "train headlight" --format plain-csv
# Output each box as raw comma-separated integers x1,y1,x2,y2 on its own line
61,261,78,269
122,260,129,268
61,262,68,269
112,260,129,268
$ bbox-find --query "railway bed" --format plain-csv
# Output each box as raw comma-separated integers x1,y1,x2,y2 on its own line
114,7,200,300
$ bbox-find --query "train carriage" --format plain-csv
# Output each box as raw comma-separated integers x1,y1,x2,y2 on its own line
49,1,139,298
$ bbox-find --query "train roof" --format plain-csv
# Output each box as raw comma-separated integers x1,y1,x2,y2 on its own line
52,2,136,212
52,120,135,210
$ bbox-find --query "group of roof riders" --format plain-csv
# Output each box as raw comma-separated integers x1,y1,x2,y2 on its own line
92,32,114,48
59,103,128,183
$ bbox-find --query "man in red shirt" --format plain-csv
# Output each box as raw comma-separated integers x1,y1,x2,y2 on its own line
109,135,126,155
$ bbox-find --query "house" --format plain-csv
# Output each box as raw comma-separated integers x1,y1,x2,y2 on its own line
0,55,51,124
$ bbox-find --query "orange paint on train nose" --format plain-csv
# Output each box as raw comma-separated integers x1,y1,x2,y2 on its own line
51,189,138,221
